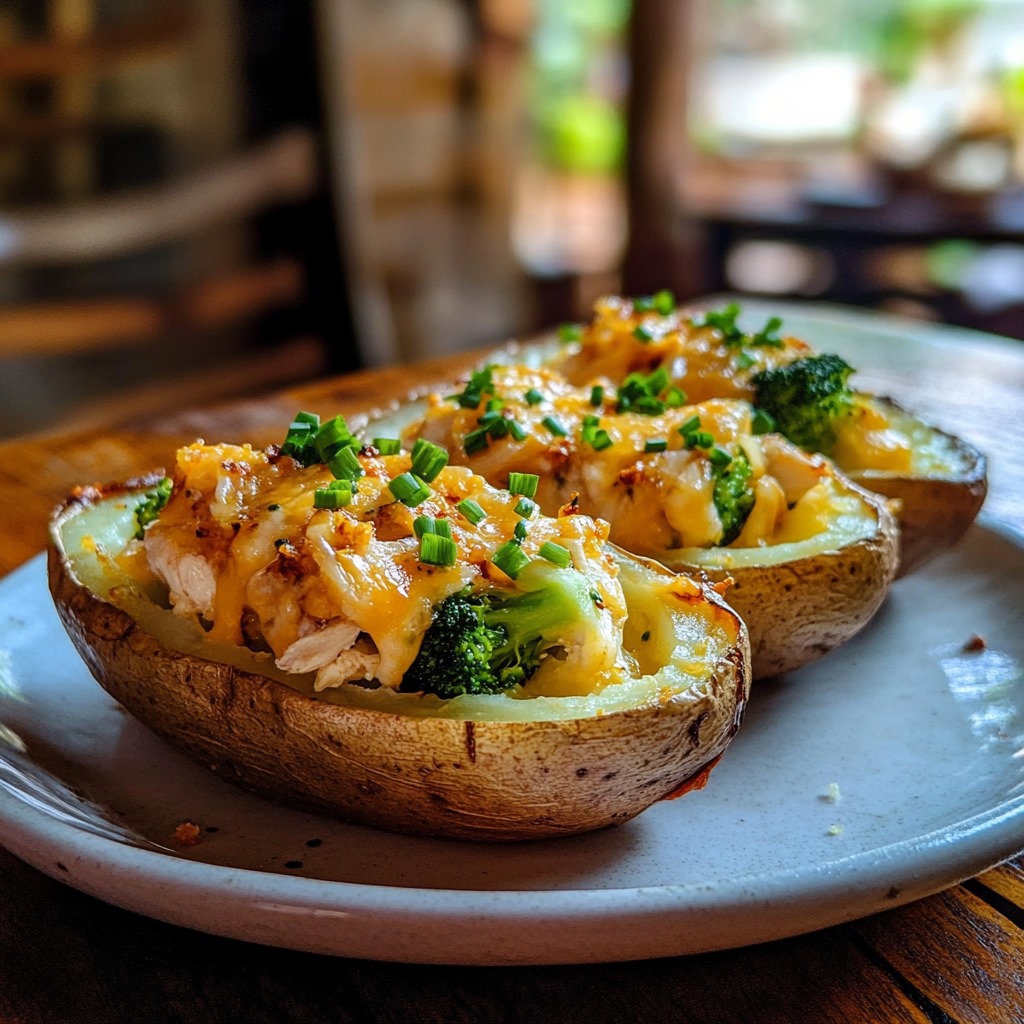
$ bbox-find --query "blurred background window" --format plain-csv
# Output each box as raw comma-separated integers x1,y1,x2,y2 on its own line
1,0,1021,439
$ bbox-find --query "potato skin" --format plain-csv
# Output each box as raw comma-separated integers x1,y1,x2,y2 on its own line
48,487,749,842
842,411,987,578
667,485,900,679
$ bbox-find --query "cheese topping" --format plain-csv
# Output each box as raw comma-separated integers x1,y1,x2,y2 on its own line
137,441,628,695
409,363,854,556
553,296,946,475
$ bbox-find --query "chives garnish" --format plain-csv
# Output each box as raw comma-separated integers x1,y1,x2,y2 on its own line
677,414,701,437
313,486,352,509
314,415,354,460
751,408,775,435
590,428,613,451
644,438,668,453
492,540,530,579
557,323,583,344
541,416,567,437
452,366,495,409
708,446,733,469
410,438,448,482
514,497,536,518
683,430,714,450
632,324,654,343
524,388,544,406
457,498,486,525
373,437,401,455
589,385,604,407
388,472,431,506
293,410,320,427
485,417,509,440
419,532,457,567
653,289,675,316
477,409,503,426
538,541,571,568
485,397,505,412
514,519,528,541
736,350,755,371
508,472,539,498
507,419,528,442
413,515,452,539
328,446,364,481
464,428,490,455
665,386,686,408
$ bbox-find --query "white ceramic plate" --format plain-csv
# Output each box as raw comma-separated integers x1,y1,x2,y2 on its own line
2,518,1023,964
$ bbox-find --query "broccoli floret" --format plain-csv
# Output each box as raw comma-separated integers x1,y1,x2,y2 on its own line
402,561,598,698
752,353,854,454
713,451,755,546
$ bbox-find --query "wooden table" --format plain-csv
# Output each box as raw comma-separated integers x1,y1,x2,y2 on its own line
1,310,1023,1023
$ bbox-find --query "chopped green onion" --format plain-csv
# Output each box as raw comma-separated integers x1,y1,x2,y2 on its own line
485,397,505,412
633,295,655,312
677,414,701,437
557,323,583,344
653,289,675,316
507,419,528,442
413,515,453,539
542,416,567,437
314,415,355,460
524,388,544,406
664,386,686,408
281,413,320,464
463,428,490,455
388,472,431,506
751,408,776,435
538,541,571,568
751,315,784,348
632,396,665,415
708,446,733,469
485,417,509,440
328,446,364,482
373,437,402,455
314,485,353,509
632,324,654,342
694,303,744,346
451,366,495,409
514,519,529,541
644,439,668,453
507,472,539,498
410,438,449,482
492,540,530,579
735,351,755,371
683,430,714,450
589,429,613,451
419,532,457,567
457,498,486,525
589,385,604,407
514,497,536,518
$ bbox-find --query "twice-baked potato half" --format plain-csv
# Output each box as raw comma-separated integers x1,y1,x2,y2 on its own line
48,418,750,841
397,363,899,678
550,294,986,575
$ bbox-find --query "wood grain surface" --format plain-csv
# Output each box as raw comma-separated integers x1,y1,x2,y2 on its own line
0,315,1022,1023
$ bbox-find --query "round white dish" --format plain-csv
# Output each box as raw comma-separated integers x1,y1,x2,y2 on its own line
1,518,1023,965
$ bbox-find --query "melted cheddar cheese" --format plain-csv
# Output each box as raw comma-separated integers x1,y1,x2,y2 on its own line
139,442,628,695
409,364,845,557
552,296,935,474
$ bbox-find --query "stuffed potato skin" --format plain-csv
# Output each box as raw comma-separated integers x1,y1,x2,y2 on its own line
399,365,901,679
547,296,987,575
48,478,750,841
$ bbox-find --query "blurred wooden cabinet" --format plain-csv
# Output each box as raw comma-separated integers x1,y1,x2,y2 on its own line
0,0,344,437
